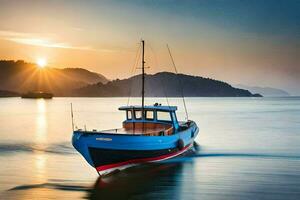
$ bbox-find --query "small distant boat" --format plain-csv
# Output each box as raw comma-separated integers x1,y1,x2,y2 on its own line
72,40,199,176
21,91,53,99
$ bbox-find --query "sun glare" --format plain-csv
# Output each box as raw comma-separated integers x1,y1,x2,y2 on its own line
37,58,47,68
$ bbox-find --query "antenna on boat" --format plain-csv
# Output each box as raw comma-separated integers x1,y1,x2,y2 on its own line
70,103,74,131
167,44,189,121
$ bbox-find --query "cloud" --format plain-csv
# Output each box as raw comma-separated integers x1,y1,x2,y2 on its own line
0,30,93,51
8,37,92,50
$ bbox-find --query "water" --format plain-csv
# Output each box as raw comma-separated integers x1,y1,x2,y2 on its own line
0,97,300,199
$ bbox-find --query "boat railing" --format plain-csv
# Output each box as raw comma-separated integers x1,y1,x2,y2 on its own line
76,126,174,136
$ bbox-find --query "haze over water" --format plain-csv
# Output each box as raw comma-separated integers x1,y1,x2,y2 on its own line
0,97,300,199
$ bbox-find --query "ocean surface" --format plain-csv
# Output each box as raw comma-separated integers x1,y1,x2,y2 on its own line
0,97,300,200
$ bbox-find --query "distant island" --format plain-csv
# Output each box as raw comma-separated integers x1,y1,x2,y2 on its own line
235,84,290,97
0,60,261,97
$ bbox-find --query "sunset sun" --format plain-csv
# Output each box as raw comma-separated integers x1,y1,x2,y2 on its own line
37,58,47,68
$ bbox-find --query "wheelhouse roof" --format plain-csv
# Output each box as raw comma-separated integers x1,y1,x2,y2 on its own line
119,105,177,112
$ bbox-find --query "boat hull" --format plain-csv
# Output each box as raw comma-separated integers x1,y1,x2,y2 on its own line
72,122,199,176
90,143,193,175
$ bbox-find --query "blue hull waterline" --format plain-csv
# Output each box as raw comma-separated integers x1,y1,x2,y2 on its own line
71,40,199,176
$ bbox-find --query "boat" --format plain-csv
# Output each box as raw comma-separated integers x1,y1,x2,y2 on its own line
21,91,53,99
72,40,199,176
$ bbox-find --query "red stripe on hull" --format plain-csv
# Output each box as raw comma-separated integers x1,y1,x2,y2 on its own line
96,144,192,172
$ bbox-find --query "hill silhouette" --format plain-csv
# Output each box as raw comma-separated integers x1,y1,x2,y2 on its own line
235,84,289,97
74,72,261,97
0,60,108,96
0,60,261,97
0,90,20,97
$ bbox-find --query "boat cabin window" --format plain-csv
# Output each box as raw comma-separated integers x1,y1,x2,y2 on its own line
145,110,154,120
134,110,142,120
157,111,171,121
127,110,132,120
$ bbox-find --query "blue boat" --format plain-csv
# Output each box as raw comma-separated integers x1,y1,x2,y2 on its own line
72,40,199,176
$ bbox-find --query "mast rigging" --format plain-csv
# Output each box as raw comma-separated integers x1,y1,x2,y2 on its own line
167,44,189,120
141,40,145,117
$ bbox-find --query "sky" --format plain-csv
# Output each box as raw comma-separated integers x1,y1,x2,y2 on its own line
0,0,299,94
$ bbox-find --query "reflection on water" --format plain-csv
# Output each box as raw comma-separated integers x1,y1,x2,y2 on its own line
4,163,184,200
35,99,47,143
34,153,47,182
88,163,183,200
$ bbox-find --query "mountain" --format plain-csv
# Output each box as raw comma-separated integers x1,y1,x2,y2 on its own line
62,68,108,85
236,84,290,97
0,90,20,97
74,72,261,97
0,60,108,96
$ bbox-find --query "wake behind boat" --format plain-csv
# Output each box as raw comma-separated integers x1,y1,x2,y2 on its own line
72,40,199,176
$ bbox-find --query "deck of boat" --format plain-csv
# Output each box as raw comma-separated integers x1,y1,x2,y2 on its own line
99,127,172,136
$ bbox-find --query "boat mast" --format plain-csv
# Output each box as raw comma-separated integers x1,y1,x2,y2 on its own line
141,40,145,116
